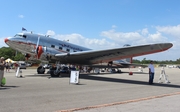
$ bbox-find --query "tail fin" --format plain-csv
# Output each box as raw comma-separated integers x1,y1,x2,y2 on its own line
122,44,132,63
113,57,132,64
120,57,132,64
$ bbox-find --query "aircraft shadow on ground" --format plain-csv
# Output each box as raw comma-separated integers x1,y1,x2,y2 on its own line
24,70,148,77
23,72,180,88
25,73,70,78
25,74,50,77
121,71,149,75
0,86,19,90
79,74,180,89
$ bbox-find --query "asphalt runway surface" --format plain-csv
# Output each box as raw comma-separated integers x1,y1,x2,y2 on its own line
0,67,180,112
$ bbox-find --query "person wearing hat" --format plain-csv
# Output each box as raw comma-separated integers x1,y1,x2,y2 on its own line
0,57,5,86
148,60,155,84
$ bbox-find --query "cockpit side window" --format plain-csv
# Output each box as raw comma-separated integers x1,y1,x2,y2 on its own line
14,34,21,37
23,35,26,38
14,34,26,38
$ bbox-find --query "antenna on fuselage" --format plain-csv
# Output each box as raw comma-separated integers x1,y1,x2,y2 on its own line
63,40,69,42
123,44,131,47
46,35,50,37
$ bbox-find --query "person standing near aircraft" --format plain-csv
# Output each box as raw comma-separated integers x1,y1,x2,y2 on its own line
5,62,10,72
0,57,5,86
148,61,155,84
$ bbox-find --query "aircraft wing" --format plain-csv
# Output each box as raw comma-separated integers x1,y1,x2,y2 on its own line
83,63,147,69
113,63,147,68
55,43,172,64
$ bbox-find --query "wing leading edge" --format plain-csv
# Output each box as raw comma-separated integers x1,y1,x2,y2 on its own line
55,43,173,64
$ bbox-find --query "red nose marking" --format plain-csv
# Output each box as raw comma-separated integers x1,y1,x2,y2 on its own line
4,38,9,43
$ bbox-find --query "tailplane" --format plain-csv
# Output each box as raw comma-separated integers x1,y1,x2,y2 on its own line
114,57,132,64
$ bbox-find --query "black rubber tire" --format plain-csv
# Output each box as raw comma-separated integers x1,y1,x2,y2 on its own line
50,70,60,77
37,66,45,74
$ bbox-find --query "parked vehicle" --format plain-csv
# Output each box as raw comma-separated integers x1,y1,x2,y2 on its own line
177,66,180,69
43,64,52,69
19,63,26,69
26,63,32,67
60,66,70,73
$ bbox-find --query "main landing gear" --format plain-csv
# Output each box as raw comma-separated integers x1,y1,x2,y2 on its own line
49,62,63,77
37,66,45,74
50,66,61,77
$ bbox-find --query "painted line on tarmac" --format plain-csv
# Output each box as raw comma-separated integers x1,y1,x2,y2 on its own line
57,92,180,112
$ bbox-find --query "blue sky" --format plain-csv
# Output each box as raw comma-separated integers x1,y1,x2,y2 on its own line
1,0,180,61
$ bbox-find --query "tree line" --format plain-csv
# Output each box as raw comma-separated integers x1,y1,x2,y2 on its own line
0,47,25,61
133,58,180,64
0,47,180,64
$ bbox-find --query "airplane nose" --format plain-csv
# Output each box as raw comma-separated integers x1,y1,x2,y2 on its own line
4,38,9,43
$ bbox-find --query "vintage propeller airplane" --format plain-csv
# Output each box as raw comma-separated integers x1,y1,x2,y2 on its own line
4,29,173,77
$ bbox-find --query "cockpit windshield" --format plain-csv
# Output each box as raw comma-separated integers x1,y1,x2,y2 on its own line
14,33,26,38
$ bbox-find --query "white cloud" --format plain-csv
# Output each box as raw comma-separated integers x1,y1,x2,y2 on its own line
156,25,180,38
100,28,171,46
141,28,148,35
54,33,117,49
147,32,168,43
18,15,24,18
111,25,117,29
46,30,55,36
101,29,143,45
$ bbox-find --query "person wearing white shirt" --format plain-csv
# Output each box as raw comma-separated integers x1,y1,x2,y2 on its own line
148,61,155,84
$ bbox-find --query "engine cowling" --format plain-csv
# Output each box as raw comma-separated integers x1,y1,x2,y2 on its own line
36,46,61,62
36,46,43,59
26,46,61,62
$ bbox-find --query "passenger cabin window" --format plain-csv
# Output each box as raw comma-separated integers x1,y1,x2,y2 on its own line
23,35,26,38
59,47,62,50
51,45,55,48
66,49,70,52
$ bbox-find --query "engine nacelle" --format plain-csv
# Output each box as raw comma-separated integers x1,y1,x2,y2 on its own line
25,46,61,62
37,46,43,59
37,46,62,62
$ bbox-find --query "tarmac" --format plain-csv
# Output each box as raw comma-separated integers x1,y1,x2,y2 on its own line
69,92,180,112
0,67,180,112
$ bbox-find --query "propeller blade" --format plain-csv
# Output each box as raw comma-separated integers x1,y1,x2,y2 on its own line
35,36,40,54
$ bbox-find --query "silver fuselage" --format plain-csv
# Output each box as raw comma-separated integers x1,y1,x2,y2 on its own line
5,32,173,66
